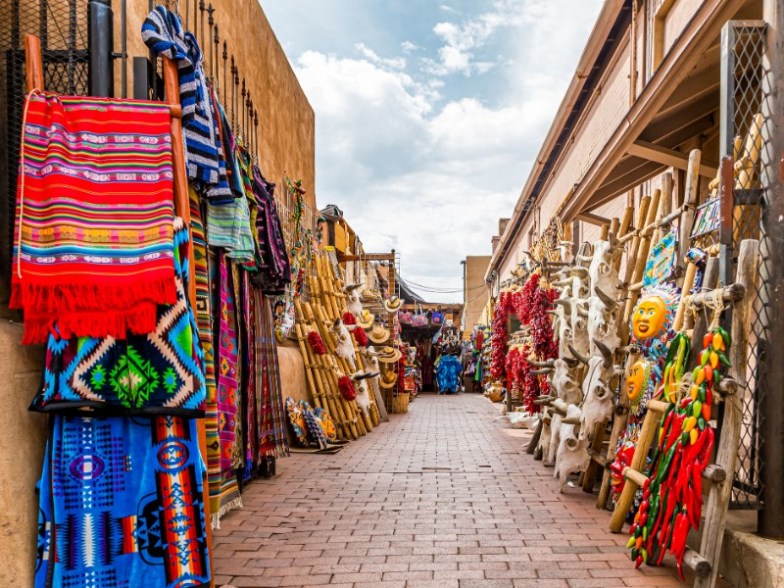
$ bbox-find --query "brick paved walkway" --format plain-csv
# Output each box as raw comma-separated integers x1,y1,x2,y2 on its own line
214,393,722,588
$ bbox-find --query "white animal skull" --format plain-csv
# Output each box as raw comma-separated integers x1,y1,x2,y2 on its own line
554,404,590,492
332,318,357,371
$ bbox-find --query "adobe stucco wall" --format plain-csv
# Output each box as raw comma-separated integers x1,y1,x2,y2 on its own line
121,0,316,209
0,320,47,587
0,1,314,582
464,256,491,331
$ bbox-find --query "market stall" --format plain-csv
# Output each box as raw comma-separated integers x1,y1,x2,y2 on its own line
484,140,762,586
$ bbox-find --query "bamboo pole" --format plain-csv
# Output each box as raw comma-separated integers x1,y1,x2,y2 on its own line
609,400,669,532
618,196,651,343
678,150,702,263
623,190,661,320
295,300,354,440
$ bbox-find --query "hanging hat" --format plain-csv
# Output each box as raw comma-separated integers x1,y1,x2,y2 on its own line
361,289,381,302
375,346,402,364
368,324,391,344
343,283,362,293
383,296,404,313
379,369,398,389
357,309,375,329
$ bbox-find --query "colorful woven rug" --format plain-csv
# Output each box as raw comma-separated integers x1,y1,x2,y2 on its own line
11,93,177,344
256,293,290,458
31,218,206,416
188,190,228,527
35,414,210,588
213,250,242,521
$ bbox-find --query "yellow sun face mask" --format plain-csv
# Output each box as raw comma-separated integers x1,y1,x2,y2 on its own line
632,296,667,340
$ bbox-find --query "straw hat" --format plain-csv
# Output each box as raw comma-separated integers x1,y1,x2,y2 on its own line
383,296,404,313
379,369,398,389
375,346,402,364
368,324,391,344
357,309,375,329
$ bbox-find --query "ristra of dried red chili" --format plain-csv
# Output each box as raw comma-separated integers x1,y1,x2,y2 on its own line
627,326,730,579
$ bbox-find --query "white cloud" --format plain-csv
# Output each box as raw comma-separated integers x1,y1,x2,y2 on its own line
262,0,604,300
354,42,407,70
400,40,420,53
429,0,524,76
293,52,544,300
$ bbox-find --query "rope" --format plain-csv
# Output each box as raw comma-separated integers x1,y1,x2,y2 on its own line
16,89,44,279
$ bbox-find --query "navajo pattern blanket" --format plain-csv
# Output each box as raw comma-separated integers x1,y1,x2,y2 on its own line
36,414,211,588
11,93,177,344
31,218,206,416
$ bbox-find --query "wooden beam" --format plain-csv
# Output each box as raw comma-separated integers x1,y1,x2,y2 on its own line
627,140,718,176
586,160,663,210
576,212,611,227
640,94,718,144
651,62,720,121
561,0,748,223
339,253,394,262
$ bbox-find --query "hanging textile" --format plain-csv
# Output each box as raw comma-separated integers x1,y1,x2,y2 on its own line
255,293,290,458
187,190,228,526
11,93,178,344
250,167,291,295
241,271,258,481
213,250,243,520
32,218,206,416
204,89,255,261
141,7,232,202
36,414,211,588
436,354,462,394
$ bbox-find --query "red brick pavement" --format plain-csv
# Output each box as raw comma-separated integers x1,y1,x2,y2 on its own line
214,393,730,588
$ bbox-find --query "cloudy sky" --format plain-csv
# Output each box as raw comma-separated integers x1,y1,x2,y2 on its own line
261,0,603,302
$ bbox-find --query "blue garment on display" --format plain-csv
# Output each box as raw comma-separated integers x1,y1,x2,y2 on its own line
36,415,211,588
436,355,462,393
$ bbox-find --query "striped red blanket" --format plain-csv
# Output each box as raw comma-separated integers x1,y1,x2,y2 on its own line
10,93,178,344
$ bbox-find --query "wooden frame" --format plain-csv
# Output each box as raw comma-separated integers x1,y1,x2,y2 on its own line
24,33,215,586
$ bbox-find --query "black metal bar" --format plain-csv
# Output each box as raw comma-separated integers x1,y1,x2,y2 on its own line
11,0,20,48
207,3,214,81
213,23,220,96
120,0,127,97
758,6,784,539
241,78,246,133
68,0,78,92
132,56,150,99
89,0,114,97
254,110,259,161
231,58,237,129
199,0,205,56
222,40,227,102
40,0,48,49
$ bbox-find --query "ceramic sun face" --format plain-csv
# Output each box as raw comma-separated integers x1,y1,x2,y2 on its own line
625,360,647,402
632,296,668,340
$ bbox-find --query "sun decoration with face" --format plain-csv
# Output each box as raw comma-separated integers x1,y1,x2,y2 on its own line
625,357,654,414
629,284,678,359
632,296,668,340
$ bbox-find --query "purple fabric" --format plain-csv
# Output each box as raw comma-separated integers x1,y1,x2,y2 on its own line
250,167,291,295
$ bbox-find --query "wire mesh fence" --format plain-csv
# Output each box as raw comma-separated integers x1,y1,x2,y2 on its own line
719,20,767,509
0,0,91,294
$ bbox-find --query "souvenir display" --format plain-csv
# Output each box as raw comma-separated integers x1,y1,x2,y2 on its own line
627,327,730,578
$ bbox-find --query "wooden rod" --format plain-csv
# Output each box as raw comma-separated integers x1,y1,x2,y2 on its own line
24,34,44,92
162,55,213,585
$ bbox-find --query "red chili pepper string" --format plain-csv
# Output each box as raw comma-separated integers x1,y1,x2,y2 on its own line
627,327,730,574
337,375,356,401
307,330,327,355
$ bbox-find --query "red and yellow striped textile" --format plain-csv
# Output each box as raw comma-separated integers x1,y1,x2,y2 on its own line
10,93,177,344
